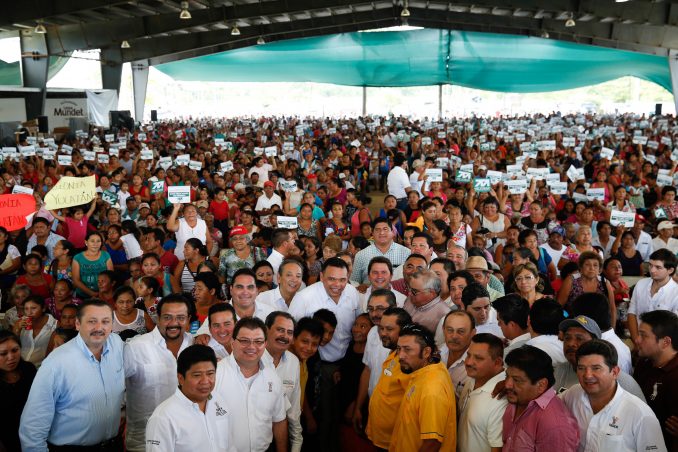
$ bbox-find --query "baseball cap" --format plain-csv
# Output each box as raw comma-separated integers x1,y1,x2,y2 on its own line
264,181,275,188
558,315,602,339
229,226,249,238
635,213,647,223
658,220,675,231
138,202,150,210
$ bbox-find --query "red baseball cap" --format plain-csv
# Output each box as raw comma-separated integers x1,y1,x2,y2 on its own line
264,181,275,188
307,174,317,179
635,213,647,223
229,226,248,237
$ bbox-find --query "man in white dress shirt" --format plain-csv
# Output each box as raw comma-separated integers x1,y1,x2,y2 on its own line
493,294,531,357
124,294,194,452
267,229,295,282
525,298,567,367
457,333,508,452
628,249,678,343
289,257,360,449
352,288,397,432
195,269,275,339
263,312,303,452
214,317,288,452
207,303,236,359
257,258,305,312
440,310,476,399
561,339,666,452
145,345,234,452
357,256,406,312
461,282,503,338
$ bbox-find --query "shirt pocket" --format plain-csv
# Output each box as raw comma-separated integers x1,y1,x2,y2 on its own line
600,434,627,451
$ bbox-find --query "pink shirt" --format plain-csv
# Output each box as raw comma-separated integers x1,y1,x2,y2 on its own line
502,388,579,451
65,216,89,248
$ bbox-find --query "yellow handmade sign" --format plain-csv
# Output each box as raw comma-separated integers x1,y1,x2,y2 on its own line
44,175,97,210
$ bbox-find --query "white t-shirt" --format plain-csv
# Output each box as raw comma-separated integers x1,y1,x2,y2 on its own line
540,243,565,276
249,164,273,186
174,217,207,260
387,166,411,199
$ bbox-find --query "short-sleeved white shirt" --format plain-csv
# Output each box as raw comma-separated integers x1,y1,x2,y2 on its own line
145,388,234,452
458,372,508,451
628,277,678,318
386,166,411,198
262,350,303,452
561,384,667,452
214,355,287,452
526,334,567,367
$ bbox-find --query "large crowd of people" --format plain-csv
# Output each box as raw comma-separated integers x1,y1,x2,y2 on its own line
1,111,678,451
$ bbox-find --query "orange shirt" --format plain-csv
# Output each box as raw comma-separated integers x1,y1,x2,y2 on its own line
389,362,456,452
366,351,411,449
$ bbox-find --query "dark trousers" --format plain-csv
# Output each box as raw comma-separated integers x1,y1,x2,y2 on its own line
395,197,408,212
47,435,123,452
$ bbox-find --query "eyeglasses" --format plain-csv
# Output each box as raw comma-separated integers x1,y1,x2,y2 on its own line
160,315,188,323
515,275,535,283
234,337,266,347
367,306,388,313
410,288,433,296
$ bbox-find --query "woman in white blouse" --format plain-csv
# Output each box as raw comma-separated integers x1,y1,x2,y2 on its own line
11,295,57,368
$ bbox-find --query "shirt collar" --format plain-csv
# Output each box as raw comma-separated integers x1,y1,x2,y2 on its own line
410,296,442,312
75,333,111,362
174,387,208,412
530,387,557,411
509,332,532,346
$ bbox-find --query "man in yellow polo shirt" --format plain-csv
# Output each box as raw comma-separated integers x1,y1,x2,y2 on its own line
390,324,456,452
366,307,414,450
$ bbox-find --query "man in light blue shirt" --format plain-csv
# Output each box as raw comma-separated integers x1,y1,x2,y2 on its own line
19,299,125,452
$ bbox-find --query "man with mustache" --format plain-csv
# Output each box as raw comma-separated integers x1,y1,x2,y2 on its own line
20,300,125,452
502,345,579,451
123,294,194,452
440,310,476,399
263,311,303,452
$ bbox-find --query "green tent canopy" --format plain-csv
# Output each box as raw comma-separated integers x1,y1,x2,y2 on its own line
0,55,70,86
155,29,672,93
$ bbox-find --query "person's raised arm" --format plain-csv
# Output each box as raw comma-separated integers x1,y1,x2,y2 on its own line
85,199,97,218
166,203,181,232
610,225,625,255
49,209,66,222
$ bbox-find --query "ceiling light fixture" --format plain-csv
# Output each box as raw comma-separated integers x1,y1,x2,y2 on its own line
257,36,265,45
121,40,131,49
34,21,47,34
401,0,411,17
180,1,192,19
231,24,240,35
565,13,575,27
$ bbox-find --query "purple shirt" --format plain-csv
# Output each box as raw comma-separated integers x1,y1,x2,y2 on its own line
502,387,579,452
